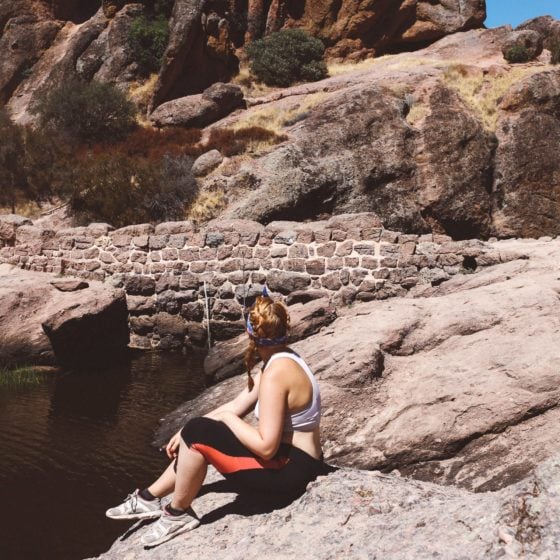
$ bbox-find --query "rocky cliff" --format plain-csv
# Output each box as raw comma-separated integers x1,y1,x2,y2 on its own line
1,0,485,120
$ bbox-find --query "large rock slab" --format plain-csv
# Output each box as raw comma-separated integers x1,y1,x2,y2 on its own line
0,264,129,368
92,453,560,560
157,238,560,492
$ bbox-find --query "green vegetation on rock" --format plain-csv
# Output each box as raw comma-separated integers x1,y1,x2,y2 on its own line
128,14,170,75
33,79,137,144
246,29,328,87
503,45,532,64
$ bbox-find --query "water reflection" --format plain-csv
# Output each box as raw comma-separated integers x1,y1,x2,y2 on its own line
0,351,206,560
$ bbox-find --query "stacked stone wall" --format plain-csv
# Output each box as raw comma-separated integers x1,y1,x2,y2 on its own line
0,213,522,350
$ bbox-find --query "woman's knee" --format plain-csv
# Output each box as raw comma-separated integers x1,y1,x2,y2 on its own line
180,416,216,447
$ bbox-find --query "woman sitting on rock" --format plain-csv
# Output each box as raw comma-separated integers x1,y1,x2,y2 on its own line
106,292,328,546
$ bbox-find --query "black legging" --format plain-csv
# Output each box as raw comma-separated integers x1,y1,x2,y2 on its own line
179,417,331,498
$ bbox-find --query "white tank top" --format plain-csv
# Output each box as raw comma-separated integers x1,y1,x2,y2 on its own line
254,351,321,432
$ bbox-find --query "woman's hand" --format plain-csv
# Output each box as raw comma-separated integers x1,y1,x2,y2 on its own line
165,430,182,460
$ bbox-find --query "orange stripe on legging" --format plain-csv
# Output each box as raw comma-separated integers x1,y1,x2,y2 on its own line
191,443,290,474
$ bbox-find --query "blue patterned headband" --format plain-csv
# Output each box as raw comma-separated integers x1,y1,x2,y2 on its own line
245,285,288,347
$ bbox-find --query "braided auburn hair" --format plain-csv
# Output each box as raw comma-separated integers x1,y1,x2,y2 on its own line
244,296,290,390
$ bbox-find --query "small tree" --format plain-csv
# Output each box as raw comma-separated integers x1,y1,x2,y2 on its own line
33,79,137,144
246,29,328,87
128,14,169,75
503,45,532,64
0,109,25,212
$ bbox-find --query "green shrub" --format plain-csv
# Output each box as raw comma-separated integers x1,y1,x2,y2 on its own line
246,29,328,87
128,14,169,74
503,45,531,64
33,79,137,144
0,109,25,212
68,153,198,227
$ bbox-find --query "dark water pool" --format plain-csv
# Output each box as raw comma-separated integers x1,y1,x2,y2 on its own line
0,352,206,560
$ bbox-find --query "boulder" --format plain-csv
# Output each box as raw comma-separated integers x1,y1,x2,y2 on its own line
192,149,223,177
0,264,129,368
150,83,245,128
502,30,543,61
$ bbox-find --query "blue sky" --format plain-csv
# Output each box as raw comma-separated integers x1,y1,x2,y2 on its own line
485,0,560,28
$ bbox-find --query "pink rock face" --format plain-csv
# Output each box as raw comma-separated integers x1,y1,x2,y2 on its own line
0,264,128,368
156,238,560,493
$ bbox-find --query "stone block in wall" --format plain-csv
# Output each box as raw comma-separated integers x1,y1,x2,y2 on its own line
350,268,369,285
361,256,377,269
340,269,350,285
205,262,219,273
130,251,147,264
343,256,359,268
401,276,418,289
283,258,305,272
433,234,453,244
251,272,266,284
156,272,179,293
327,257,344,270
84,261,101,272
74,237,95,249
335,240,354,257
399,242,416,256
155,312,187,338
130,315,155,335
314,229,331,243
149,235,168,250
186,322,208,347
181,301,204,322
362,227,382,241
376,282,407,299
133,235,149,249
213,299,243,320
165,262,184,274
16,225,55,252
200,247,218,260
83,247,100,260
398,234,419,243
274,230,297,245
270,245,287,258
150,252,162,262
154,221,195,235
380,244,399,255
254,247,268,259
206,232,225,247
228,271,250,284
418,233,433,242
285,289,330,305
437,253,463,267
211,273,227,287
114,223,154,236
288,244,308,259
127,296,156,315
112,234,132,248
180,272,200,289
316,242,336,258
191,261,206,273
266,270,311,294
295,229,314,243
100,251,116,264
149,263,166,274
218,245,234,260
179,248,200,261
331,229,347,242
354,242,376,256
168,234,187,249
333,286,358,306
125,275,156,295
380,257,398,268
380,230,399,243
234,283,263,304
207,219,263,246
306,259,326,276
162,248,178,261
418,267,449,285
232,246,253,259
218,282,235,299
321,271,342,291
220,258,242,273
243,258,260,270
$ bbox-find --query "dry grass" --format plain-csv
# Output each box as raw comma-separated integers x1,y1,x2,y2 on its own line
188,189,227,223
406,102,430,126
231,66,278,97
128,73,159,121
0,200,45,218
442,63,545,131
232,92,328,134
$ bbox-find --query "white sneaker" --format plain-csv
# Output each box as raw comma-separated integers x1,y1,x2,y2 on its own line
105,489,162,520
141,506,200,547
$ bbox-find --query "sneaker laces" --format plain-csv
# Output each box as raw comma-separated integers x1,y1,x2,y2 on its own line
125,491,138,513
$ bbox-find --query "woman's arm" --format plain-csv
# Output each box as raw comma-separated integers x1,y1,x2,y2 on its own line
216,366,287,460
204,370,261,420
